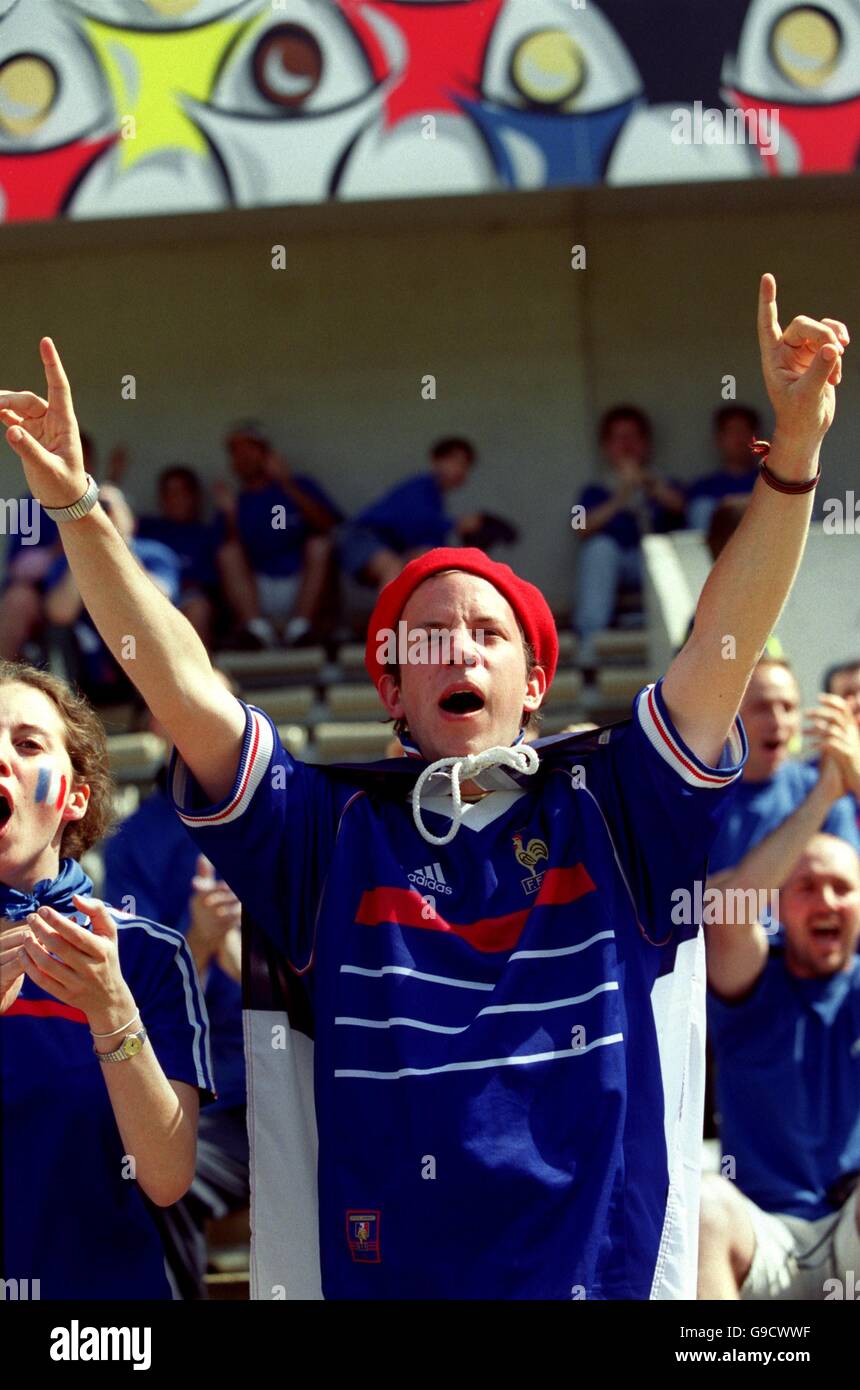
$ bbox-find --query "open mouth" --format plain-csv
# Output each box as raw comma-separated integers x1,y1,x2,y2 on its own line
811,924,841,942
439,687,485,717
0,791,12,828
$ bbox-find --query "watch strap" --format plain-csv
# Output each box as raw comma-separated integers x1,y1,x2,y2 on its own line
41,474,100,522
95,1025,148,1063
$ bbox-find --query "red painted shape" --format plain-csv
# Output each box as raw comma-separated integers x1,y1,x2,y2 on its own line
340,0,506,126
0,135,116,223
727,90,860,175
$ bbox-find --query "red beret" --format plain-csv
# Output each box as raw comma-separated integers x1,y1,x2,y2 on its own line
365,547,558,691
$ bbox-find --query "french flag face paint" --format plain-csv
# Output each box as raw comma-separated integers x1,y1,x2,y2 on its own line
34,764,67,812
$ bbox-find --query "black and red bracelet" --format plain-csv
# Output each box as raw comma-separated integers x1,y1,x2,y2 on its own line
751,439,820,494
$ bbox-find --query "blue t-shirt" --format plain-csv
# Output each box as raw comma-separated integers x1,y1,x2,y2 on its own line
708,762,860,875
688,469,758,504
3,502,60,584
709,951,860,1219
1,909,215,1299
103,784,245,1111
45,539,181,695
168,679,746,1299
356,474,452,554
576,482,682,551
217,478,340,578
137,517,220,591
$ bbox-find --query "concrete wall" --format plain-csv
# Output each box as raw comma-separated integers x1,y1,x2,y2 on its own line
0,176,857,612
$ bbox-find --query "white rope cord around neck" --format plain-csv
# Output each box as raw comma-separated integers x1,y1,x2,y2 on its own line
411,743,540,846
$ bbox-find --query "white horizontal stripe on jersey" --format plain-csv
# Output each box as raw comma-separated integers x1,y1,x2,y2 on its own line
340,963,495,991
510,929,616,961
334,1031,625,1080
335,980,620,1034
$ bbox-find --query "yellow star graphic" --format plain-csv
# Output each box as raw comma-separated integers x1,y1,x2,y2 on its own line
82,15,248,168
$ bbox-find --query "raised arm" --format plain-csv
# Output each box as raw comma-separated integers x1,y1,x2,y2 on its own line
662,274,848,766
706,756,846,999
1,339,245,804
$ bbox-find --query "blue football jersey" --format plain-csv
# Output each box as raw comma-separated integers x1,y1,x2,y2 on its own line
1,910,215,1300
170,679,745,1299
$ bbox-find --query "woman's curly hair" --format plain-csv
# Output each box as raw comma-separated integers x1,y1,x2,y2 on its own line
0,661,115,859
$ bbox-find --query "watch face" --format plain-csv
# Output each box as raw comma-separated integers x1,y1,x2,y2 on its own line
122,1034,143,1057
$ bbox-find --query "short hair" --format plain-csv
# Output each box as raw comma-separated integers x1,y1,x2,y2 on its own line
713,403,760,435
705,497,749,560
0,661,114,860
430,437,477,465
823,659,860,694
598,405,652,445
158,464,201,495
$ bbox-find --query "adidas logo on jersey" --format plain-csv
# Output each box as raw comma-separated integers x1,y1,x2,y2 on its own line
408,862,453,895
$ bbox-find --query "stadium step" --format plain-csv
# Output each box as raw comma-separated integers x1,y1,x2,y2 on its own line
216,647,326,686
244,687,315,722
324,682,386,718
106,732,167,783
313,722,394,762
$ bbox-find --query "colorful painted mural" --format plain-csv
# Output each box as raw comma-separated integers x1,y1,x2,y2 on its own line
0,0,857,223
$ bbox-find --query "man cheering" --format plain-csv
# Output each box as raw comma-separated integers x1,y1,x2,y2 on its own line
0,275,848,1299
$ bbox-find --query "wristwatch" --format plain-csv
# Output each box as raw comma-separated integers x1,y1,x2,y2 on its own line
41,474,100,522
95,1025,148,1063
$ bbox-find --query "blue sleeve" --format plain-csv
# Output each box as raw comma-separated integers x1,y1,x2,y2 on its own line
293,474,343,523
43,554,69,592
103,829,164,926
578,484,609,510
584,679,747,944
823,794,860,851
168,701,354,971
116,917,216,1103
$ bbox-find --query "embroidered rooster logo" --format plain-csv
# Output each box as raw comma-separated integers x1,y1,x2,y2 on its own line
512,834,549,871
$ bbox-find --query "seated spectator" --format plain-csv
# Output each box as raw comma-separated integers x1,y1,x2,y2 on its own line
687,404,761,532
0,661,213,1298
707,659,860,916
0,433,98,661
44,485,181,708
341,437,489,589
824,658,860,723
138,465,222,649
215,420,340,649
103,682,246,1301
572,406,685,667
698,831,860,1300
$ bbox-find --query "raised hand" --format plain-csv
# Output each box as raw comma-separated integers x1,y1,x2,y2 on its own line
756,274,848,449
0,338,89,509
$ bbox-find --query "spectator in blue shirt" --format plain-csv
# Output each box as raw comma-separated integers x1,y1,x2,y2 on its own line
43,485,181,708
0,662,213,1298
688,404,761,533
707,659,860,918
698,830,860,1300
215,420,341,649
103,687,247,1300
572,406,685,668
138,465,222,650
341,436,485,588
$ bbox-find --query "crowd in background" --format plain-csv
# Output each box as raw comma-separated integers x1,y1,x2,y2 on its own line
2,402,858,1302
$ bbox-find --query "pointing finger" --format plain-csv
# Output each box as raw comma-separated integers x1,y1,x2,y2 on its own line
39,337,74,415
757,273,781,350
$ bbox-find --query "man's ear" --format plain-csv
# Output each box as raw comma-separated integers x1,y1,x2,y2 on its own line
523,664,547,714
378,673,405,722
63,782,91,824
